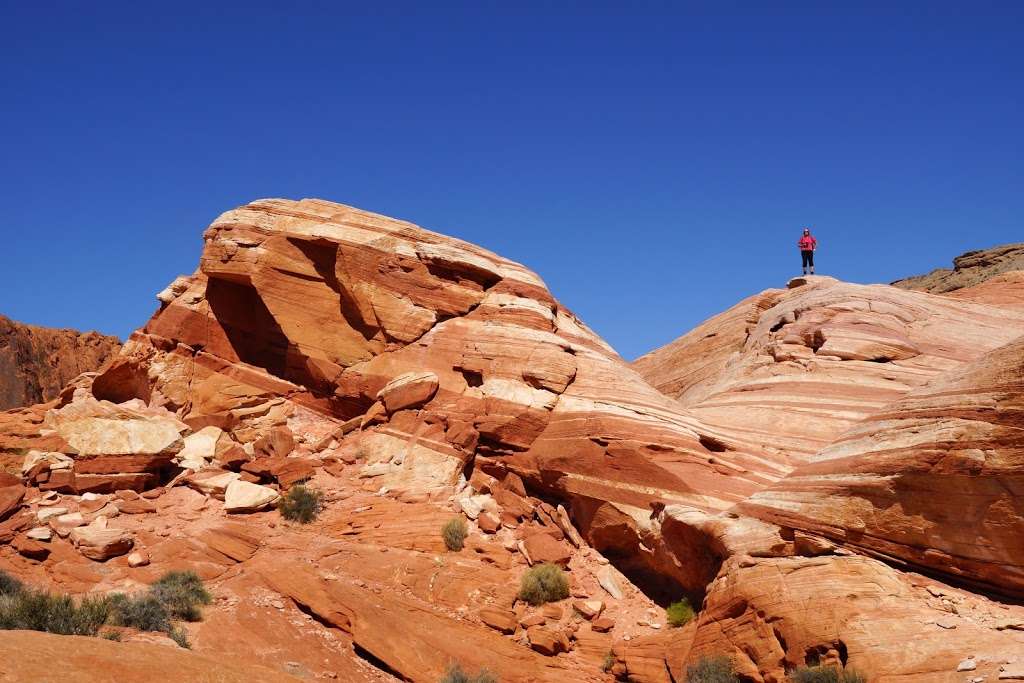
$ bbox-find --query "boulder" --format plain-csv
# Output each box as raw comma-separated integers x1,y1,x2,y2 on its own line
187,471,240,499
573,600,604,620
70,524,133,561
47,398,186,460
175,426,224,469
13,535,49,560
274,458,316,487
519,614,545,628
526,626,569,656
477,512,500,534
591,617,614,633
0,484,25,520
36,506,68,523
377,371,439,413
457,494,494,521
127,550,150,567
597,568,623,600
254,427,294,459
523,533,571,566
479,607,518,634
223,480,280,513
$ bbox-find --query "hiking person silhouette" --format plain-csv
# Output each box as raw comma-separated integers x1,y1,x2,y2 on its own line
798,228,817,275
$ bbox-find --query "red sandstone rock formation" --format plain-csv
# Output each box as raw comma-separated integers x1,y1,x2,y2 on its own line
893,242,1024,293
740,332,1024,598
0,314,120,410
2,199,1023,683
634,275,1024,462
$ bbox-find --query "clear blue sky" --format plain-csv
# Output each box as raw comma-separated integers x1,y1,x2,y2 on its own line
2,2,1021,360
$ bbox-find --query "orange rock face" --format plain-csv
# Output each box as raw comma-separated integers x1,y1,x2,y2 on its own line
98,199,775,569
0,314,120,410
741,333,1024,598
634,275,1024,464
3,199,1023,683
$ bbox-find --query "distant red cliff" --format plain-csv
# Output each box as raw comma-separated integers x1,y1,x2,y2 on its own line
0,314,120,409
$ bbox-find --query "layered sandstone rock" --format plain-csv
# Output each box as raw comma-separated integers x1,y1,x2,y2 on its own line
90,198,776,565
662,554,1024,683
893,242,1024,293
740,333,1024,598
0,314,120,410
634,275,1024,463
4,198,1023,683
0,630,302,682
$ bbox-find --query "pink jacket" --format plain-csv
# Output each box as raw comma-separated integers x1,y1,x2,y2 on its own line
798,234,817,251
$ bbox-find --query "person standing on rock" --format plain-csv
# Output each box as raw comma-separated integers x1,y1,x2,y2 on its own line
798,228,817,275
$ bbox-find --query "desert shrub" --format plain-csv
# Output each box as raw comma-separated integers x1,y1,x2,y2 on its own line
150,570,212,621
110,594,171,632
438,662,496,683
0,571,23,596
666,598,695,627
169,625,192,649
101,629,123,641
112,571,210,629
442,517,469,551
0,590,111,636
278,484,324,524
0,569,210,645
518,563,569,606
601,650,615,673
790,665,866,683
686,655,739,683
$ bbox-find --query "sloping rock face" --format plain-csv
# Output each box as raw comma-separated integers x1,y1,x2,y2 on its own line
0,630,302,682
661,554,1024,683
0,314,120,409
109,198,778,515
893,242,1024,293
740,333,1024,598
0,198,774,681
4,199,1024,683
945,270,1024,309
633,275,1024,463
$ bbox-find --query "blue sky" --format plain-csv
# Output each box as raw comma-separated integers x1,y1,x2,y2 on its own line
2,2,1021,360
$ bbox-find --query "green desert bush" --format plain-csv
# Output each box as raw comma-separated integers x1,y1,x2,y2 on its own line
150,570,212,622
0,569,208,648
518,563,569,606
666,598,696,627
601,650,615,673
0,590,112,636
442,517,469,551
109,594,171,632
101,629,123,641
0,570,24,596
790,665,866,683
278,484,324,524
686,655,739,683
438,662,496,683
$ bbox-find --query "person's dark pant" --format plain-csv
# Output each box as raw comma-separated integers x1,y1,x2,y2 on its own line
801,250,814,270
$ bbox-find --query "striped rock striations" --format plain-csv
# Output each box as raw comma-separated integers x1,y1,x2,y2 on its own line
3,199,1024,682
741,332,1024,598
634,275,1024,465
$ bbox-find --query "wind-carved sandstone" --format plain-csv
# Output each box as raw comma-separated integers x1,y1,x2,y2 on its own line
2,202,1023,682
